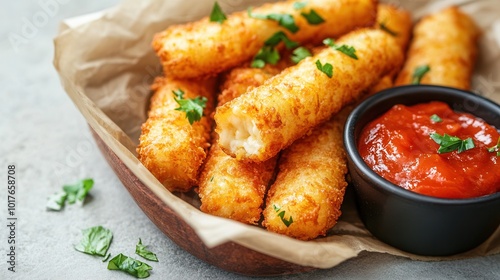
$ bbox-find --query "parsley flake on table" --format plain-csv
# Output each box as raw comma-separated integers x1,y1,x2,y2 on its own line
430,133,475,154
412,65,430,85
273,205,293,227
173,89,207,125
108,253,153,279
209,2,227,23
323,38,358,60
74,225,113,257
315,60,333,78
248,8,299,33
291,46,312,63
487,136,500,156
430,114,442,123
136,239,158,262
46,178,94,211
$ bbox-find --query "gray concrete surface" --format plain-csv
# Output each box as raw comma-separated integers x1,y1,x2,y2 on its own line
1,0,499,279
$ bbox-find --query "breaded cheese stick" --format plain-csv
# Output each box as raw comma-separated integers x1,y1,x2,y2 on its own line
153,0,377,78
395,6,480,90
137,76,216,192
215,28,404,162
262,108,351,240
368,4,412,95
376,4,413,52
198,65,286,224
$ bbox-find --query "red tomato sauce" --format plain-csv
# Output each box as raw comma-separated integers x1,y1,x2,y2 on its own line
358,101,500,199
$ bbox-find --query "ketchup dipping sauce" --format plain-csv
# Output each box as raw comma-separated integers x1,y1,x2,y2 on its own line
358,101,500,199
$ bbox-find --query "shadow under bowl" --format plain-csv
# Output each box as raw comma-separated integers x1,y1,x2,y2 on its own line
343,85,500,256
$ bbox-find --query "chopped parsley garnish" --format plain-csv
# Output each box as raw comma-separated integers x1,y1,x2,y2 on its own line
291,46,312,63
315,59,333,78
248,8,299,33
487,137,500,156
46,178,94,211
108,253,153,279
293,1,308,9
265,31,299,49
252,31,298,68
379,21,398,36
273,205,293,227
430,133,475,154
74,225,113,257
209,2,227,23
412,65,430,85
430,114,442,123
173,89,207,125
300,9,324,25
136,239,158,262
323,38,358,60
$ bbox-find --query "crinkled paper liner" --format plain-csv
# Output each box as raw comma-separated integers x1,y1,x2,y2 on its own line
53,0,500,269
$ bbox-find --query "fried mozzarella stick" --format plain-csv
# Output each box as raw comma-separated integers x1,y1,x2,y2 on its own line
395,6,480,90
198,66,285,225
215,29,404,162
368,4,412,95
153,0,377,78
262,108,350,240
137,77,216,192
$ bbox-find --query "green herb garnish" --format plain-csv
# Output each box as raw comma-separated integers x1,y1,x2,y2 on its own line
300,9,324,25
209,2,227,23
487,137,500,156
74,225,113,257
273,205,293,227
412,65,430,85
47,178,94,211
430,114,442,123
173,89,207,125
46,191,68,211
379,21,398,36
136,239,158,262
293,1,308,9
108,253,153,279
291,46,312,63
323,38,358,60
248,8,299,33
430,133,475,154
315,60,333,78
251,32,298,68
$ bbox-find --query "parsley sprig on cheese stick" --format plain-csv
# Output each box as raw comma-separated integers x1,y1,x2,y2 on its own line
263,108,351,240
152,0,377,78
137,76,216,192
215,28,404,162
395,6,480,90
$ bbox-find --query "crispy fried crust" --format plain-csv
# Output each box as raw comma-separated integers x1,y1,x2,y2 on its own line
152,0,377,78
262,108,350,240
215,28,404,162
198,65,288,224
137,76,216,192
395,6,480,90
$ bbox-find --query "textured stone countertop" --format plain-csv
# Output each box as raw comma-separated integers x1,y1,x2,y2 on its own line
1,0,499,279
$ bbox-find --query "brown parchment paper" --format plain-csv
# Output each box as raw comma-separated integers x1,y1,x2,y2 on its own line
53,0,500,269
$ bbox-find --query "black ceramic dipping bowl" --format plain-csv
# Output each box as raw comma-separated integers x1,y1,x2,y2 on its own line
343,85,500,256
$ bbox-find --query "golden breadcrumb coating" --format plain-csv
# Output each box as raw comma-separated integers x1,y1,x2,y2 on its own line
152,0,377,78
262,108,351,240
215,28,404,162
395,6,480,90
137,76,216,192
198,64,289,224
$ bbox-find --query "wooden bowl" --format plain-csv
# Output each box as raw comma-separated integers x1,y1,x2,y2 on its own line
91,128,316,276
